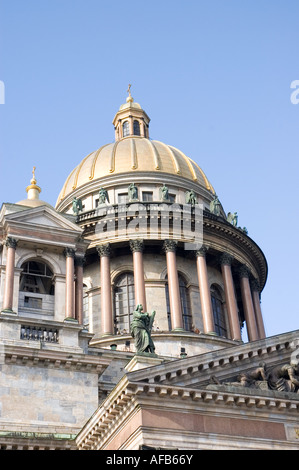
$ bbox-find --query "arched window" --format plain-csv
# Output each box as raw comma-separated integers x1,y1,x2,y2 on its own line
133,120,140,136
165,274,192,331
19,260,54,312
114,272,135,334
122,120,130,137
20,260,54,295
211,284,227,337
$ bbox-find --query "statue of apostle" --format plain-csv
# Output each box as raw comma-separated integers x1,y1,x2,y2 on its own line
130,304,156,354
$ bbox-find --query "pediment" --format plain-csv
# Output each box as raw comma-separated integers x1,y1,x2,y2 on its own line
126,330,299,394
2,205,82,234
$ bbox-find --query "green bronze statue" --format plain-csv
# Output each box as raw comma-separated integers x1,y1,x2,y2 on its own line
72,197,83,215
130,304,156,354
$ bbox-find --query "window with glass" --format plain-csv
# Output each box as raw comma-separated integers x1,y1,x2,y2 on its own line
211,285,227,337
118,193,129,204
133,120,140,136
20,261,54,295
122,120,130,137
165,274,192,331
142,191,153,202
114,272,135,334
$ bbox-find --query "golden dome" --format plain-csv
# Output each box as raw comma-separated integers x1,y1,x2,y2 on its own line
56,136,215,206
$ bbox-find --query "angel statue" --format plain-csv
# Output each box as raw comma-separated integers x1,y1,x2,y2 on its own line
227,212,238,226
72,197,83,215
99,187,109,205
185,189,197,206
209,194,221,216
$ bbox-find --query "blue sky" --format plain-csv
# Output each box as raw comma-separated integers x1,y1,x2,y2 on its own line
0,0,298,338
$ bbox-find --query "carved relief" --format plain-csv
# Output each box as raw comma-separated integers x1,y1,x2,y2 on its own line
210,357,299,394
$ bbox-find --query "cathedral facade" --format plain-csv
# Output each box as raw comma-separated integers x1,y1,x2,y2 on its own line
0,91,298,450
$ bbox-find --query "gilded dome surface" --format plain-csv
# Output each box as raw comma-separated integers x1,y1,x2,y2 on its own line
56,137,215,206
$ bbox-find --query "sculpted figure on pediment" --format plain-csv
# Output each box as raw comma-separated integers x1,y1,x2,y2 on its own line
268,361,299,393
210,358,299,394
210,362,268,390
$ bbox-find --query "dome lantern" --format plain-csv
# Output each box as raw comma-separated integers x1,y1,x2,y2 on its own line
112,85,151,141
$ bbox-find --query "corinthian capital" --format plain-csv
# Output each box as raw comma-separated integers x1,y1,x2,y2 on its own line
5,237,18,249
163,239,178,253
238,265,250,279
64,247,76,258
219,252,234,266
97,243,111,257
129,239,144,253
195,245,209,257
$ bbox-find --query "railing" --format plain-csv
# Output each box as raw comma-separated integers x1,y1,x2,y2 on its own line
77,201,205,223
20,325,59,343
77,202,206,245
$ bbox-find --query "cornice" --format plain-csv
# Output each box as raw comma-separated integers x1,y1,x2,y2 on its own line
76,350,299,450
202,214,268,288
56,171,216,213
2,343,110,373
127,330,299,387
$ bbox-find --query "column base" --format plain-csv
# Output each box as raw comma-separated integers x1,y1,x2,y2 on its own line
64,317,78,323
171,328,186,333
1,308,17,314
206,331,218,336
100,332,115,338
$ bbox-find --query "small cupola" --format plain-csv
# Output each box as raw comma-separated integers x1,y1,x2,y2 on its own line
112,85,151,141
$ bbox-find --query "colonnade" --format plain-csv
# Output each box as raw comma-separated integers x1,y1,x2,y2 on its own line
96,240,265,341
1,236,266,342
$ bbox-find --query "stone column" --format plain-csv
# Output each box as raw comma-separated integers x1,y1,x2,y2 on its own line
97,244,113,336
219,253,241,340
130,239,147,311
196,246,215,334
239,266,259,341
75,256,85,324
64,248,76,320
129,115,134,135
2,237,18,312
163,240,184,331
251,280,266,339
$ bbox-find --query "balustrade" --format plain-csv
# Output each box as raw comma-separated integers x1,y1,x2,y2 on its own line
20,325,59,342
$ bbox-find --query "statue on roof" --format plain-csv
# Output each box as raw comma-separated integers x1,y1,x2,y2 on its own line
227,212,238,226
130,304,156,354
128,183,138,201
160,183,169,201
99,187,109,205
210,194,221,216
72,196,83,215
185,189,197,206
